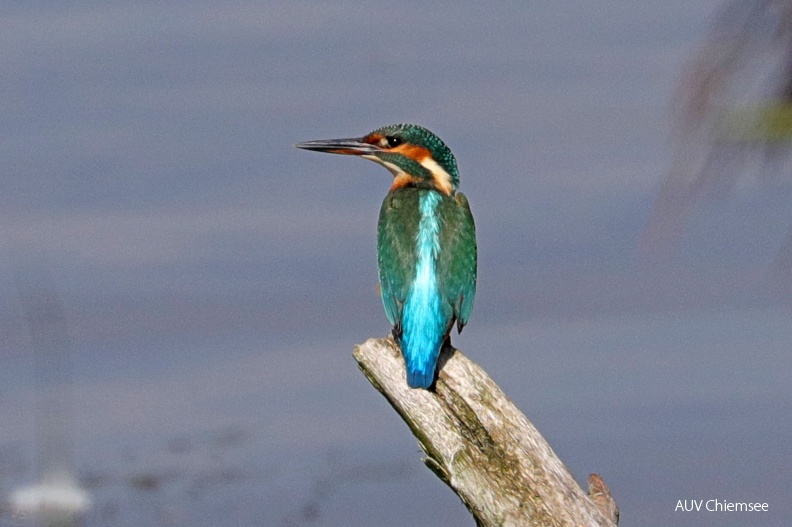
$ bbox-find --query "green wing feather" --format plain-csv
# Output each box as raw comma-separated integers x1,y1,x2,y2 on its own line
377,188,477,337
377,189,420,335
438,191,477,332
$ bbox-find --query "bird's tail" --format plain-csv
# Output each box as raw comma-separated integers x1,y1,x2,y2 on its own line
406,365,435,389
398,285,448,389
399,333,444,389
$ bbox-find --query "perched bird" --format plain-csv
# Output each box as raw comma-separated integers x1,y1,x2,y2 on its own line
296,124,477,389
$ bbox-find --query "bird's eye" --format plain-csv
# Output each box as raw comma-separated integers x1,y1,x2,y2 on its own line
384,136,403,148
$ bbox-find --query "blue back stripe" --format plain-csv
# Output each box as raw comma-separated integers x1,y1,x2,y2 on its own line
400,191,445,386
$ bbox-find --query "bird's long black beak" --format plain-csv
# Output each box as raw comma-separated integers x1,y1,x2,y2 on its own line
295,137,381,156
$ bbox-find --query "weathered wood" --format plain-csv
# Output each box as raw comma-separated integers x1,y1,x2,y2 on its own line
588,474,619,525
353,337,618,527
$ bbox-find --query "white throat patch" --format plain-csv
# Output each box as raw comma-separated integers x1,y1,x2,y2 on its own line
363,153,454,195
418,157,454,195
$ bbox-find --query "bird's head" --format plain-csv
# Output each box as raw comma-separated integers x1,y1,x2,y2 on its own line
296,123,460,195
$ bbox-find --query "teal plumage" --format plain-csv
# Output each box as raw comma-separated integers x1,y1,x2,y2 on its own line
296,124,477,389
378,187,476,387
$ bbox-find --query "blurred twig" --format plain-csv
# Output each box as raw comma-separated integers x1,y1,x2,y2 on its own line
642,0,792,271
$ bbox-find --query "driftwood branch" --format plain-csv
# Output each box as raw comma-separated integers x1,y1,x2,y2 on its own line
353,337,619,527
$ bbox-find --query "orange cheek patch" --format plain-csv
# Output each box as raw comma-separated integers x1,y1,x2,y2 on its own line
392,144,432,162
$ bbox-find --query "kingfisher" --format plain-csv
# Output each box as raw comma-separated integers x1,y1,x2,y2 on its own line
296,124,477,389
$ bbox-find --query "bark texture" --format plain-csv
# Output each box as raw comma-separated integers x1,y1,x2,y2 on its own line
353,337,618,527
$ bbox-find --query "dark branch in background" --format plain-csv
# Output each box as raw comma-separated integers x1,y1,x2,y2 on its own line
354,338,619,527
641,0,792,273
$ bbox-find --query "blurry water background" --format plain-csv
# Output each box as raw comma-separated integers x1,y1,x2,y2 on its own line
1,1,791,526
